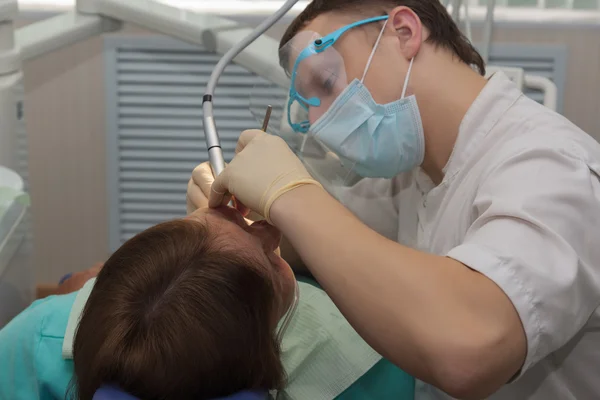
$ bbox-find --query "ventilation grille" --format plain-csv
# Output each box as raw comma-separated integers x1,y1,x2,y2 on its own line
106,38,276,249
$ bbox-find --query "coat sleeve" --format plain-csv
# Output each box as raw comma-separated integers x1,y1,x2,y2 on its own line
0,293,77,399
447,144,600,377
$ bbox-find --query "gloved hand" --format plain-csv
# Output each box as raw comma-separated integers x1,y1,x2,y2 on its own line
209,129,323,224
186,162,213,214
187,161,263,220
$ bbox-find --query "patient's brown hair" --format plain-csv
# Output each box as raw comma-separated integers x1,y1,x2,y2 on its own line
72,219,284,400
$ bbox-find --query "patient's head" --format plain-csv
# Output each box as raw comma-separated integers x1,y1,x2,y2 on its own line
72,207,295,400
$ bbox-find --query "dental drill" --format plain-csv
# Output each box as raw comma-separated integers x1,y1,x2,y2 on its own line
202,0,301,177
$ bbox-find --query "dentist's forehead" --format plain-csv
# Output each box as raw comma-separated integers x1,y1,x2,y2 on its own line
280,30,319,74
303,13,356,37
281,14,356,70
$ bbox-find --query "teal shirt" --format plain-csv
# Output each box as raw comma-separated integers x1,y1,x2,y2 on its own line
0,285,414,400
0,293,75,400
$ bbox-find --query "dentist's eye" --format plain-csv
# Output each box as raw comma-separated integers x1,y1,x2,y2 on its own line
320,71,337,94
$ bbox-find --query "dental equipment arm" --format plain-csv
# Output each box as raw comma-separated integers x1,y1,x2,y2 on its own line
91,0,240,46
202,0,301,177
14,0,244,70
16,13,119,62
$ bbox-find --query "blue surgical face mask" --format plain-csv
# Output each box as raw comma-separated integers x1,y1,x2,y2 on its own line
308,22,425,179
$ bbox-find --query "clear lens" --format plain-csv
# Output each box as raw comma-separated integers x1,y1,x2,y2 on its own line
279,31,348,130
249,78,288,135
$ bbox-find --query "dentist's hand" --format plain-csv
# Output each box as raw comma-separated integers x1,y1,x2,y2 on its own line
186,162,214,214
209,130,323,223
187,161,260,219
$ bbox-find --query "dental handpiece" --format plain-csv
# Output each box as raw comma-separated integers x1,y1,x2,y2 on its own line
202,0,300,177
207,105,272,179
213,106,272,208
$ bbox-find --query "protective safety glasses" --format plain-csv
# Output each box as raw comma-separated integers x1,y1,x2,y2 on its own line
282,15,389,133
250,15,389,136
248,15,391,199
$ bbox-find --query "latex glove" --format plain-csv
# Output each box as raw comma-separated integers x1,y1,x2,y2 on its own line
187,158,281,256
186,162,214,214
209,130,322,224
187,161,264,221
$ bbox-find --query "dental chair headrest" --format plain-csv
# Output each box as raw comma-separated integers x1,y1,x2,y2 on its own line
92,385,268,400
92,386,138,400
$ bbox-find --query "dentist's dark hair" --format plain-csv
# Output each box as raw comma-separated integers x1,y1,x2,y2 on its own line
280,0,485,75
70,218,285,400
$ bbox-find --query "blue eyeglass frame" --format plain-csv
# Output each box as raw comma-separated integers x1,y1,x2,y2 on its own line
286,15,389,134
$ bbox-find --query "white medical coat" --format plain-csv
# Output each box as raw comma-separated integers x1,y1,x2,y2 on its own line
341,71,600,399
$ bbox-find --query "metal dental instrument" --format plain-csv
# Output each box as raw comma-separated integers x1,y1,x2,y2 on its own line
220,105,273,209
202,0,301,178
262,105,273,132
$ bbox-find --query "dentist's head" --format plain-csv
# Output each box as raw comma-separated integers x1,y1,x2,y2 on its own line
280,0,484,110
279,0,488,183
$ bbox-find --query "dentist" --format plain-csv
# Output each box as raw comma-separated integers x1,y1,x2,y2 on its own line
187,1,600,399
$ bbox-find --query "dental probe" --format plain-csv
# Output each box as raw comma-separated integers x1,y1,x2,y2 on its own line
225,105,273,209
262,105,273,132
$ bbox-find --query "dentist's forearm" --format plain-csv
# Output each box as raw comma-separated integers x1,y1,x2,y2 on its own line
279,235,310,272
270,185,525,399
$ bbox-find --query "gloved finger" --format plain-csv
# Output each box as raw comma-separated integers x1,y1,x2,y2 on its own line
191,162,216,198
209,168,232,209
186,194,196,215
209,189,232,209
236,129,266,154
187,179,209,212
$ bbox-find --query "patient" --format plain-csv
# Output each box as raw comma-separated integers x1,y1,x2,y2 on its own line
0,207,414,400
74,207,292,399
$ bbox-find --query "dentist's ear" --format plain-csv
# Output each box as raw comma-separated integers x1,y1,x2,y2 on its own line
388,6,423,60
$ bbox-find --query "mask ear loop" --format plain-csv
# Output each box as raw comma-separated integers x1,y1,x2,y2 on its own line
340,19,388,184
360,19,389,84
401,57,414,99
